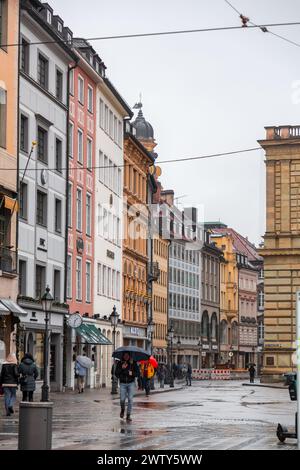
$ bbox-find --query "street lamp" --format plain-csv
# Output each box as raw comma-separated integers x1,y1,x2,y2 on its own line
41,286,53,402
168,325,174,388
147,319,155,355
110,305,119,395
198,338,202,369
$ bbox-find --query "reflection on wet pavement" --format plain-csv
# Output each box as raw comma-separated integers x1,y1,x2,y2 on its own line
0,381,297,450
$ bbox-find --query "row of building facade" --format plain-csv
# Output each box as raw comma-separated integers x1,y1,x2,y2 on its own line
0,0,265,391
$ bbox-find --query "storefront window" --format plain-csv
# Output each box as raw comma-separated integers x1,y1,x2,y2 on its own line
35,332,44,379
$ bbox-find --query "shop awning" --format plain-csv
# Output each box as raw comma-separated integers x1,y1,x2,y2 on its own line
0,299,27,317
76,324,112,345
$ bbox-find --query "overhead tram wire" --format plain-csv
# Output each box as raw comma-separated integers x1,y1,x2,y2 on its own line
0,147,262,174
224,0,300,49
2,22,300,49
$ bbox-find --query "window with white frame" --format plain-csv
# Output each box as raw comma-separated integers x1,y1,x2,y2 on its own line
99,99,104,128
86,261,91,302
259,291,264,308
78,76,84,104
118,120,122,147
77,128,83,163
76,188,82,231
109,110,113,138
69,68,74,95
104,155,108,186
67,182,72,227
76,257,82,300
97,263,101,294
104,105,108,133
86,193,91,236
117,168,122,196
102,265,107,296
98,150,103,182
87,85,93,113
107,268,111,297
87,137,92,170
67,254,72,299
114,116,118,142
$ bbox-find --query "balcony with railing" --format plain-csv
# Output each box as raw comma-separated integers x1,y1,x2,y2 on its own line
148,261,160,282
265,125,300,140
0,247,17,276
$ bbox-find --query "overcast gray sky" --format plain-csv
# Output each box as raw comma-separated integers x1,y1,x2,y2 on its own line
50,0,300,245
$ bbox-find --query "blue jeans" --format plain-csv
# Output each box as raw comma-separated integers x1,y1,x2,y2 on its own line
120,382,135,415
3,387,17,412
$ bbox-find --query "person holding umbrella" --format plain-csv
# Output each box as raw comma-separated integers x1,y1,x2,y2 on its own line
113,346,147,422
75,354,92,393
140,356,157,396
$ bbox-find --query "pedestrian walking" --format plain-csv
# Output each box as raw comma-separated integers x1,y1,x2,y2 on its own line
248,364,256,383
140,359,155,396
19,353,38,402
75,358,88,393
115,352,140,422
157,364,166,388
186,363,192,386
0,353,19,416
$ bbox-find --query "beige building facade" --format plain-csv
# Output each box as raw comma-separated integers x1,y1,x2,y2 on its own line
259,125,300,381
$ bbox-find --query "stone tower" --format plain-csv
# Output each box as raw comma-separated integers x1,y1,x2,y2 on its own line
258,125,300,381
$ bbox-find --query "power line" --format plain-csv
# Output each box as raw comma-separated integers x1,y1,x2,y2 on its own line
224,0,300,48
2,22,300,48
0,147,261,173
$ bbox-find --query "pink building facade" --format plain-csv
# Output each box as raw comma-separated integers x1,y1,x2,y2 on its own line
67,63,96,317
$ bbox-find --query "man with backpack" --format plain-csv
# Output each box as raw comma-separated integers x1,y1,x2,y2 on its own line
140,360,155,396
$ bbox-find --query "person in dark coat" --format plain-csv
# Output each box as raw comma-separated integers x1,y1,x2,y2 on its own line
0,353,19,416
115,353,140,422
18,353,38,402
248,364,256,383
186,363,192,386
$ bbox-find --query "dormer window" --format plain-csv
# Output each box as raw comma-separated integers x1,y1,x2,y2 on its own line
67,32,72,43
46,10,52,24
57,22,63,33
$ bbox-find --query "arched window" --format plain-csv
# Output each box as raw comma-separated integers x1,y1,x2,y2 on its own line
201,311,209,338
211,313,217,340
232,321,238,345
220,320,228,344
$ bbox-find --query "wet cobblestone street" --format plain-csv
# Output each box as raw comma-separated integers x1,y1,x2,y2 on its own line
0,381,297,450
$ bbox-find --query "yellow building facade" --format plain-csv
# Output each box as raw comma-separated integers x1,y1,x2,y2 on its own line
259,125,300,381
210,232,239,366
152,233,169,362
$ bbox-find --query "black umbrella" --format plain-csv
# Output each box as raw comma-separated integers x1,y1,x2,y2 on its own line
112,346,150,361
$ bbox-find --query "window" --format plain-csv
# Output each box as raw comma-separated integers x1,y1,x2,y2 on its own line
77,129,83,163
56,69,63,101
55,138,62,172
69,68,74,95
68,122,74,157
104,155,108,186
78,76,84,104
67,254,72,299
19,182,28,220
87,138,92,170
117,168,122,196
97,263,101,294
98,151,103,182
57,21,63,33
55,198,62,233
67,182,72,227
37,53,49,89
20,38,29,73
20,115,28,153
37,126,48,163
0,0,7,49
35,265,46,299
76,258,82,300
104,105,108,132
114,116,117,142
18,260,27,296
0,87,6,148
259,291,264,308
109,110,113,138
54,269,61,302
87,86,93,113
99,99,104,128
76,188,82,231
46,9,52,24
118,120,122,146
107,268,111,297
86,262,91,302
86,193,91,236
36,190,47,226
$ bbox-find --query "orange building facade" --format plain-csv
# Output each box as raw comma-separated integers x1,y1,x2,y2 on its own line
122,122,154,348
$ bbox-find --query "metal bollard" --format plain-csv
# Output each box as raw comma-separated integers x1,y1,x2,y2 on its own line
18,401,53,450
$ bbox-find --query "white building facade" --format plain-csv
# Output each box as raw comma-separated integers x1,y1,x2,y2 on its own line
17,1,76,391
94,77,132,386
